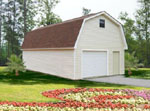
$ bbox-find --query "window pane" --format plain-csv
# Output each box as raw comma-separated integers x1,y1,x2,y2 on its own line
100,19,105,28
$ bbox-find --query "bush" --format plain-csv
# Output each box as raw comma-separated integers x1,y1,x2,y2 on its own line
125,52,144,75
6,54,26,76
125,68,150,78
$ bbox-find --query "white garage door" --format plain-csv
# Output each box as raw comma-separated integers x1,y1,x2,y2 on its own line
82,51,107,78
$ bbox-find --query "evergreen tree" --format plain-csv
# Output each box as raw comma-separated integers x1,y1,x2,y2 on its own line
1,0,36,65
17,0,37,36
3,0,21,57
0,0,2,64
23,0,27,36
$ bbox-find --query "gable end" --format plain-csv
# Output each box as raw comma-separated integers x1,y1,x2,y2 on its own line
74,11,128,50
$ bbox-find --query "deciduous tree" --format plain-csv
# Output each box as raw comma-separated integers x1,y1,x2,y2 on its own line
37,0,62,26
119,12,137,54
135,0,150,66
82,7,91,16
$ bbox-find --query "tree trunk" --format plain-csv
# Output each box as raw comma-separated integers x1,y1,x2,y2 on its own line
15,70,19,76
7,3,11,58
7,42,10,58
24,0,27,37
128,68,132,76
0,0,2,65
145,10,150,66
12,0,16,54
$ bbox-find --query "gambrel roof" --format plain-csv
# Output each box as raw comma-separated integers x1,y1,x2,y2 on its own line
22,11,127,50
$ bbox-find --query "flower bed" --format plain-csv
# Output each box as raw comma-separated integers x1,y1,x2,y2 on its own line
0,88,150,111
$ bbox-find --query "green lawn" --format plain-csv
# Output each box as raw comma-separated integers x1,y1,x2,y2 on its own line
0,67,149,103
125,68,150,79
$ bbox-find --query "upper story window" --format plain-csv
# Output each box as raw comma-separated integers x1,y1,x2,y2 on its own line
99,19,105,28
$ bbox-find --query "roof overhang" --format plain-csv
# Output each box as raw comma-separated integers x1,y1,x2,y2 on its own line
21,47,74,51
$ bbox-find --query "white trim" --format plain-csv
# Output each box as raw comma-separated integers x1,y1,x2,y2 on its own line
81,49,109,78
107,50,109,76
81,49,108,52
21,47,74,51
74,11,128,50
85,11,120,26
73,50,76,79
74,19,86,49
120,25,128,49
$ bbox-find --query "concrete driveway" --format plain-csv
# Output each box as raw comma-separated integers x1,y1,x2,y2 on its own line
85,75,150,88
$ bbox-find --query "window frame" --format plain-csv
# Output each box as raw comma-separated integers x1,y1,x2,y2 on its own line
99,19,105,28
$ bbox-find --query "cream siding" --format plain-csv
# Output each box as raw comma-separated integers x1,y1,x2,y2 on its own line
75,14,125,79
22,14,126,80
113,51,120,74
23,50,74,79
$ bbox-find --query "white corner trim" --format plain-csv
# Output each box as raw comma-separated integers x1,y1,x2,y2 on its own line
74,11,128,50
73,50,76,79
120,25,128,50
74,19,86,49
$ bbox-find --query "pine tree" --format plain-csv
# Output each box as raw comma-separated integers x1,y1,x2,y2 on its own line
23,0,27,36
18,0,37,34
1,0,37,65
0,0,2,65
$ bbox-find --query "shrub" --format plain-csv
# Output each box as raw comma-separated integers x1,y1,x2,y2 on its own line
125,52,143,76
6,54,26,76
125,69,150,78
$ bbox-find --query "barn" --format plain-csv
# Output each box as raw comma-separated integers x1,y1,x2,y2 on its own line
22,11,128,80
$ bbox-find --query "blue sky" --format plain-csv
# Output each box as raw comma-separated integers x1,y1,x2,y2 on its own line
54,0,138,21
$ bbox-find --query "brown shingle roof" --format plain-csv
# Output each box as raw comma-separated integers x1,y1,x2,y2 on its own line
22,13,97,49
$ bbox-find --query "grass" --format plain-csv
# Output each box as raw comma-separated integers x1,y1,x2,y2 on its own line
0,67,149,103
125,68,150,79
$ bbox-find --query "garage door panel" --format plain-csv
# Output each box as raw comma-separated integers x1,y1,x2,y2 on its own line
82,51,107,78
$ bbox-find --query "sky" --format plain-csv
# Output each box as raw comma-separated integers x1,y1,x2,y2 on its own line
54,0,138,21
